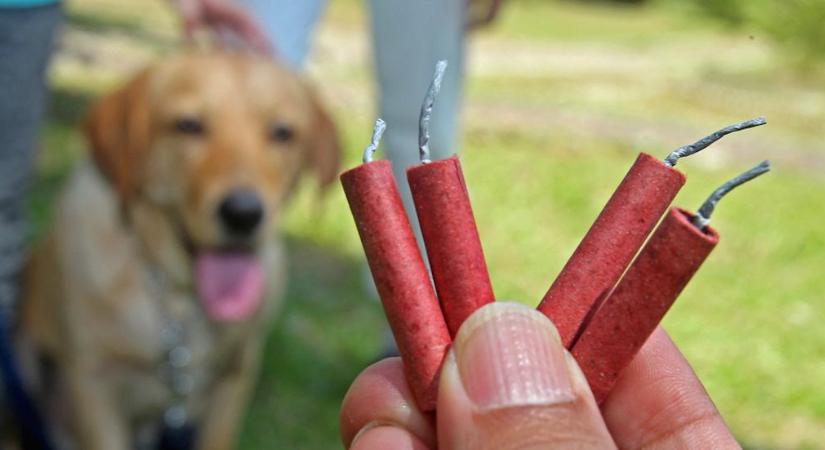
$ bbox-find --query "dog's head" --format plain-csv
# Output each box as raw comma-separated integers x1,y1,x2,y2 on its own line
83,52,339,322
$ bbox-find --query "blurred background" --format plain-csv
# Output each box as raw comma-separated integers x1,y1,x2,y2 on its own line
32,0,825,448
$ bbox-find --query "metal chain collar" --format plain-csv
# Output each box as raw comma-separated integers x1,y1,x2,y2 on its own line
146,267,194,430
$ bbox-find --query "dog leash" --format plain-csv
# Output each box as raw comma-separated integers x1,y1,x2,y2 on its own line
0,304,55,450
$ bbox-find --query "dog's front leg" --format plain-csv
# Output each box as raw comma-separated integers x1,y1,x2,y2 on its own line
65,368,130,450
195,340,261,450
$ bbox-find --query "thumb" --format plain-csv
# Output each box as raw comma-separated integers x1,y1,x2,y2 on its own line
437,302,616,450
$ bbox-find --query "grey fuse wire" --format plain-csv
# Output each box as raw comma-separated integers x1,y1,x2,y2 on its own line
691,160,771,230
664,117,767,167
418,60,448,164
362,118,387,164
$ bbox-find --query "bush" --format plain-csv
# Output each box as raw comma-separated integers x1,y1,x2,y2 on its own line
755,1,825,64
577,0,649,3
687,0,825,65
689,0,747,25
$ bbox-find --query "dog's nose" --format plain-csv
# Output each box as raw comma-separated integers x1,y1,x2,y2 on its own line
218,189,264,236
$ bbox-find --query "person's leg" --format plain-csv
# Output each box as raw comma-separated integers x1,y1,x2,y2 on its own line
0,4,63,446
236,0,326,68
0,3,62,323
365,0,466,246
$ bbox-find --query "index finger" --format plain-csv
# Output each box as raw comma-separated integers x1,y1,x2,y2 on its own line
601,327,740,449
339,358,436,449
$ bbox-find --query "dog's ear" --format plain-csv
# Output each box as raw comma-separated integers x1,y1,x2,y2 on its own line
303,84,341,191
83,70,152,204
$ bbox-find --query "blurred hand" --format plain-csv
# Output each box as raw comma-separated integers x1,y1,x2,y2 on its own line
172,0,272,54
340,302,740,450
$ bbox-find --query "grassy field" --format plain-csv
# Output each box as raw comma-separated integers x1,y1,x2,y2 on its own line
32,0,825,448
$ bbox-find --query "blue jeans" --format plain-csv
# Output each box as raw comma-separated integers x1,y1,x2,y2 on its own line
0,2,61,442
240,0,466,248
0,3,61,315
242,1,467,355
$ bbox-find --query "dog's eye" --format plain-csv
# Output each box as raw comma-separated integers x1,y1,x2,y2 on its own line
174,117,205,136
269,123,294,143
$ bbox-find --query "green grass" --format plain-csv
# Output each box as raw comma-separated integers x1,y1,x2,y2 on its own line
31,0,825,448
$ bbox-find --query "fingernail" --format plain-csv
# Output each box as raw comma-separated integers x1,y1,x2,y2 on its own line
454,302,574,411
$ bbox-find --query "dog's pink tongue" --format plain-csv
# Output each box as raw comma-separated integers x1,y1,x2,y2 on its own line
195,252,264,322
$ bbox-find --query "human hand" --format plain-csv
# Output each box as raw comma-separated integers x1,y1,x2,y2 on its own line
340,302,739,449
172,0,272,54
466,0,505,30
